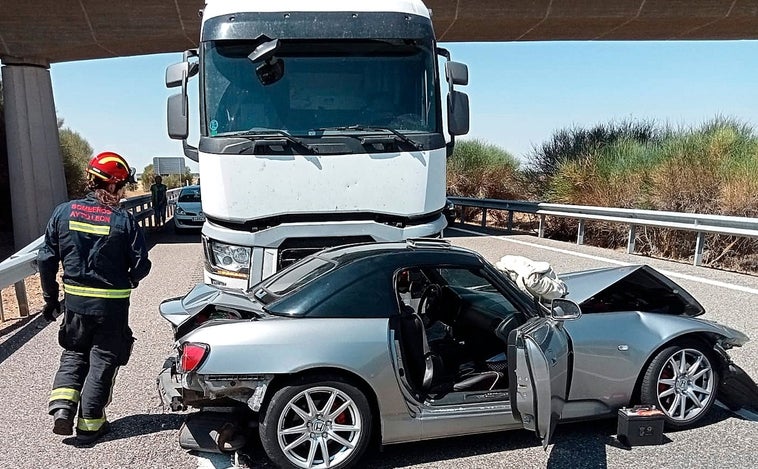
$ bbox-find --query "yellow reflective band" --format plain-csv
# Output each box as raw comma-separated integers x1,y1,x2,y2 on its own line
87,168,109,180
64,284,131,299
77,415,107,432
98,155,127,167
69,220,110,236
49,387,80,403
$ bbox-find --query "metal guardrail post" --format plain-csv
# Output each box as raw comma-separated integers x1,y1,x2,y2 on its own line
694,232,705,266
538,215,545,238
507,211,514,233
0,296,5,323
481,208,487,227
627,225,637,254
15,281,29,318
577,220,585,245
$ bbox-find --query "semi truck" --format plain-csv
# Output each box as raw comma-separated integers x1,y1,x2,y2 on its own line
166,0,470,290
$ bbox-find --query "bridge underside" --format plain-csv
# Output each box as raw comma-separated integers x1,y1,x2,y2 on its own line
0,0,757,65
1,0,757,249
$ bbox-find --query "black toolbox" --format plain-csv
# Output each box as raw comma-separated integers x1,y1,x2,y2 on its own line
616,405,665,446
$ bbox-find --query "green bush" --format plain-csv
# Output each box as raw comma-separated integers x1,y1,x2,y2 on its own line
59,127,92,199
538,117,758,271
527,120,661,198
447,138,523,200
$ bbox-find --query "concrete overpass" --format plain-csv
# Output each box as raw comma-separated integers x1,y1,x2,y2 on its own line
2,0,758,247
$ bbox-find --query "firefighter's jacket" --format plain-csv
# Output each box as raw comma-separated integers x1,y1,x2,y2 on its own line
38,193,152,315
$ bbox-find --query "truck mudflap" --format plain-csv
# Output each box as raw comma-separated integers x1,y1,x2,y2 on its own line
718,363,758,414
157,357,186,412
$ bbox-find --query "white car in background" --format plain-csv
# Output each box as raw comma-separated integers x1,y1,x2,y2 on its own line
173,185,204,233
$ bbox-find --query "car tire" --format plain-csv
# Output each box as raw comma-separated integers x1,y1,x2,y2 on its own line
640,340,719,429
259,376,372,469
173,221,184,234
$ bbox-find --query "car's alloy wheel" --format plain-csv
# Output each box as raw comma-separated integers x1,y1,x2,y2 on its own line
641,342,718,429
260,378,371,469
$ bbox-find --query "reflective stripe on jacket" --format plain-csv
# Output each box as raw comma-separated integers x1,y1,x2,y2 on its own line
37,193,152,315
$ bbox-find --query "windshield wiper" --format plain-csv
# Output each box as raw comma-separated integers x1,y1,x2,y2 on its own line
313,125,422,150
217,129,318,154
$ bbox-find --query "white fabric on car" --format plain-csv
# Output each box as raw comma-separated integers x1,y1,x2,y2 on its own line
495,255,568,301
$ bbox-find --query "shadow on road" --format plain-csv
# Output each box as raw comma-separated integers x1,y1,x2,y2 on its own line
444,222,533,239
143,223,202,250
240,407,738,467
61,413,185,447
0,313,54,366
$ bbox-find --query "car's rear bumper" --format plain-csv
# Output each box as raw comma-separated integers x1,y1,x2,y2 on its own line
157,357,186,411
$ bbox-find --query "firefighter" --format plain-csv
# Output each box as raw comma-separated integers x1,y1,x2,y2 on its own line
38,151,151,443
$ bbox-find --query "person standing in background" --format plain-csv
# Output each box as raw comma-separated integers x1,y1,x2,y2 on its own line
150,175,168,227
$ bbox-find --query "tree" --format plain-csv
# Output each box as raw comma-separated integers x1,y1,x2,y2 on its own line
59,127,92,199
140,164,155,192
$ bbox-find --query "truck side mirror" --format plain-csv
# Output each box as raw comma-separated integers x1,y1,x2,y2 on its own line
445,61,469,86
166,62,187,88
447,90,470,136
167,93,189,140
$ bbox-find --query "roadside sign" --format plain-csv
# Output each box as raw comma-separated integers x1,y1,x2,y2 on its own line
154,157,186,176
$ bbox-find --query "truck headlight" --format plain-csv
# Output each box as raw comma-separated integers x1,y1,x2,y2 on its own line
207,241,251,279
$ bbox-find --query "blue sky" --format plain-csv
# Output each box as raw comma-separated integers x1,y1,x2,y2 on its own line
48,40,758,173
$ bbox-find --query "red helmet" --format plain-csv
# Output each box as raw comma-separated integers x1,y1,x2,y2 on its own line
87,151,135,184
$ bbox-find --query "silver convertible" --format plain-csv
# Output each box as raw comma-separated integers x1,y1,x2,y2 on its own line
158,239,758,469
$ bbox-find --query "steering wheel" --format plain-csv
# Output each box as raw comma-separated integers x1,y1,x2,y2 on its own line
418,284,441,327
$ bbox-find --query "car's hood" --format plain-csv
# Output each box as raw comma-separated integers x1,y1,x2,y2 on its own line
176,201,202,212
159,283,264,330
561,265,705,317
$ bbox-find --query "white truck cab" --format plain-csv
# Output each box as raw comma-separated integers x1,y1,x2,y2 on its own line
166,0,470,289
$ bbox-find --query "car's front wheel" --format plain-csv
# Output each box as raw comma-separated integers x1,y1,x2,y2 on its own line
640,341,719,429
259,376,372,469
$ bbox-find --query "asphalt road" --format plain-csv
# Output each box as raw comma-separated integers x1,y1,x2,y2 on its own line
1,225,756,468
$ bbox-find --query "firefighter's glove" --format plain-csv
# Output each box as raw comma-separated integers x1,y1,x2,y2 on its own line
42,298,60,322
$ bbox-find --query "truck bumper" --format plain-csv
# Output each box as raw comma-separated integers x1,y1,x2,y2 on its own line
202,215,447,288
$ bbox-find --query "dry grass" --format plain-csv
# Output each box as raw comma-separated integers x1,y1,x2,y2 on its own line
0,274,45,333
540,119,758,274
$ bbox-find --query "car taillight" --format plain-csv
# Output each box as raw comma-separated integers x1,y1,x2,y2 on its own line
180,342,209,372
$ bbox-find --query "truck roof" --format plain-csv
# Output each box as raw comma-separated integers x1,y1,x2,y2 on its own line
202,0,431,21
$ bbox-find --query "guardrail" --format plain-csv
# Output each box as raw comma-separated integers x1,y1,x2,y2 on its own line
447,196,758,267
0,188,181,324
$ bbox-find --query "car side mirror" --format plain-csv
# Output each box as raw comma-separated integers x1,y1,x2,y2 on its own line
550,298,582,321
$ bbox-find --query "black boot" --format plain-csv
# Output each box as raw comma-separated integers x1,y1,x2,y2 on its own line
52,409,74,435
76,421,111,444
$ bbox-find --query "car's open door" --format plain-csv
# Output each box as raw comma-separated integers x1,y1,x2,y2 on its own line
507,299,577,449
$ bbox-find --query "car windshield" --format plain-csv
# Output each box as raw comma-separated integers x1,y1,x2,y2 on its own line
203,39,438,137
178,187,201,202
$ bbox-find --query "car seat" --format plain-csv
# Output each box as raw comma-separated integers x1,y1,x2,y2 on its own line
397,304,501,394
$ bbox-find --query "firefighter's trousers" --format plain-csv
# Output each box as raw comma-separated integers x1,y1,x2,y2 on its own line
48,308,133,432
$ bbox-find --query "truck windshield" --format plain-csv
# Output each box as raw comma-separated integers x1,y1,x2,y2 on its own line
203,39,438,137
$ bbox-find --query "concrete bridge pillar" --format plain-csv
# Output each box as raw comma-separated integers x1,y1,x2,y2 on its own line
1,60,67,249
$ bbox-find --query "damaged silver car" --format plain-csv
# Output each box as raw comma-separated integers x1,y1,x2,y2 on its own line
158,239,758,469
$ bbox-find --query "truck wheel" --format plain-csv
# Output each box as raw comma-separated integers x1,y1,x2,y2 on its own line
259,376,372,469
640,340,718,429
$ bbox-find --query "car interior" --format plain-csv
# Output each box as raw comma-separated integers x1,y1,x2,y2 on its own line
394,266,527,400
